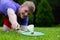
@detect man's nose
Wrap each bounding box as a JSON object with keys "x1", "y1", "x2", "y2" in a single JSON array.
[{"x1": 24, "y1": 13, "x2": 28, "y2": 16}]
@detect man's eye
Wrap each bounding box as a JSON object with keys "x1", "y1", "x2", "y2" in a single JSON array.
[
  {"x1": 25, "y1": 10, "x2": 28, "y2": 12},
  {"x1": 18, "y1": 13, "x2": 20, "y2": 16},
  {"x1": 22, "y1": 13, "x2": 24, "y2": 14},
  {"x1": 28, "y1": 13, "x2": 30, "y2": 16}
]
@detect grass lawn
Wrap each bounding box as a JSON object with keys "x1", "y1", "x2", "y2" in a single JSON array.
[{"x1": 0, "y1": 27, "x2": 60, "y2": 40}]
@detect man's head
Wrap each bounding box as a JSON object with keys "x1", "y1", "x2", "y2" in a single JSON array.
[{"x1": 18, "y1": 1, "x2": 35, "y2": 19}]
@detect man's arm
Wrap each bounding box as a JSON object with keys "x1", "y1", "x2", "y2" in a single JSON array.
[
  {"x1": 7, "y1": 8, "x2": 20, "y2": 29},
  {"x1": 22, "y1": 17, "x2": 28, "y2": 25},
  {"x1": 21, "y1": 17, "x2": 28, "y2": 30}
]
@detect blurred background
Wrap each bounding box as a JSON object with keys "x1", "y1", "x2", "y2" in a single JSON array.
[{"x1": 0, "y1": 0, "x2": 60, "y2": 27}]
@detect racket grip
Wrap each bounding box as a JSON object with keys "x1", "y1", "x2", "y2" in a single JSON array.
[{"x1": 16, "y1": 28, "x2": 22, "y2": 30}]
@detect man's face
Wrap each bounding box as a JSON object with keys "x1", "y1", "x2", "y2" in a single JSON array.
[{"x1": 18, "y1": 6, "x2": 30, "y2": 19}]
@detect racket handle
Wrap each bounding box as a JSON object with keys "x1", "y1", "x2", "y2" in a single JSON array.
[{"x1": 16, "y1": 28, "x2": 22, "y2": 30}]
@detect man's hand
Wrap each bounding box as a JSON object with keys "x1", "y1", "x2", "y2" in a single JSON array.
[{"x1": 12, "y1": 23, "x2": 20, "y2": 30}]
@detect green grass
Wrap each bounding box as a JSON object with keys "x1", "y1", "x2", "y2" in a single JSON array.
[{"x1": 0, "y1": 27, "x2": 60, "y2": 40}]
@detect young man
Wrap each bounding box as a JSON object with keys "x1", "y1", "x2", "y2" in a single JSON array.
[{"x1": 0, "y1": 0, "x2": 35, "y2": 33}]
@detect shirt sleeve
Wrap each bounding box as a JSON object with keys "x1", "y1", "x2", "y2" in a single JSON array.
[
  {"x1": 4, "y1": 2, "x2": 16, "y2": 16},
  {"x1": 21, "y1": 17, "x2": 28, "y2": 26},
  {"x1": 7, "y1": 3, "x2": 16, "y2": 12}
]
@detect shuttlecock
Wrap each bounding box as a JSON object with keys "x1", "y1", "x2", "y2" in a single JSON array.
[{"x1": 27, "y1": 24, "x2": 34, "y2": 33}]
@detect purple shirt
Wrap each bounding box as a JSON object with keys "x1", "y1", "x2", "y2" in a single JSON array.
[
  {"x1": 0, "y1": 0, "x2": 28, "y2": 25},
  {"x1": 0, "y1": 0, "x2": 19, "y2": 16}
]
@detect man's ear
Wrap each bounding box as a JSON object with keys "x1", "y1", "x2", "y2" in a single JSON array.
[{"x1": 20, "y1": 5, "x2": 25, "y2": 8}]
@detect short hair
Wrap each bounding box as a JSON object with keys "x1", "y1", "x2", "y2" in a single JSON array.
[{"x1": 23, "y1": 1, "x2": 35, "y2": 12}]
